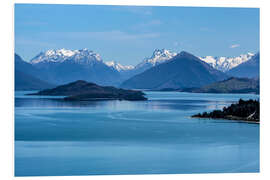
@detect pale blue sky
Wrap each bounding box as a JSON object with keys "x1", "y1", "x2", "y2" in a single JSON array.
[{"x1": 15, "y1": 4, "x2": 259, "y2": 65}]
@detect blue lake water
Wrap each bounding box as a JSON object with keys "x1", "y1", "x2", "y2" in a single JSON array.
[{"x1": 14, "y1": 91, "x2": 260, "y2": 176}]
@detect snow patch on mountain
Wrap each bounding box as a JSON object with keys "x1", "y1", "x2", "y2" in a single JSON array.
[
  {"x1": 105, "y1": 61, "x2": 134, "y2": 72},
  {"x1": 199, "y1": 53, "x2": 254, "y2": 72}
]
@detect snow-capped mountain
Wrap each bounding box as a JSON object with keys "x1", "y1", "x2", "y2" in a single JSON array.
[
  {"x1": 121, "y1": 51, "x2": 228, "y2": 90},
  {"x1": 135, "y1": 49, "x2": 177, "y2": 70},
  {"x1": 29, "y1": 48, "x2": 122, "y2": 86},
  {"x1": 105, "y1": 61, "x2": 134, "y2": 72},
  {"x1": 110, "y1": 49, "x2": 178, "y2": 80},
  {"x1": 27, "y1": 48, "x2": 256, "y2": 86},
  {"x1": 102, "y1": 49, "x2": 177, "y2": 80},
  {"x1": 31, "y1": 48, "x2": 253, "y2": 74},
  {"x1": 132, "y1": 49, "x2": 254, "y2": 73},
  {"x1": 30, "y1": 48, "x2": 102, "y2": 65},
  {"x1": 199, "y1": 53, "x2": 254, "y2": 72}
]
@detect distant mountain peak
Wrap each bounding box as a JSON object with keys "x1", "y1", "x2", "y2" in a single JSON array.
[
  {"x1": 152, "y1": 49, "x2": 174, "y2": 57},
  {"x1": 179, "y1": 51, "x2": 190, "y2": 55},
  {"x1": 151, "y1": 48, "x2": 176, "y2": 59},
  {"x1": 135, "y1": 49, "x2": 177, "y2": 69},
  {"x1": 178, "y1": 51, "x2": 197, "y2": 58},
  {"x1": 44, "y1": 48, "x2": 76, "y2": 57},
  {"x1": 30, "y1": 48, "x2": 102, "y2": 64},
  {"x1": 199, "y1": 52, "x2": 254, "y2": 72},
  {"x1": 105, "y1": 61, "x2": 134, "y2": 72}
]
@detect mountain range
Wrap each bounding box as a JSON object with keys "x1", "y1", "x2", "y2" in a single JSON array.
[
  {"x1": 15, "y1": 48, "x2": 259, "y2": 91},
  {"x1": 23, "y1": 48, "x2": 179, "y2": 86},
  {"x1": 105, "y1": 49, "x2": 254, "y2": 73},
  {"x1": 106, "y1": 49, "x2": 254, "y2": 74},
  {"x1": 199, "y1": 53, "x2": 254, "y2": 72}
]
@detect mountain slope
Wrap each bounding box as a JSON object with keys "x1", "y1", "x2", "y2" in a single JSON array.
[
  {"x1": 15, "y1": 54, "x2": 55, "y2": 90},
  {"x1": 120, "y1": 51, "x2": 228, "y2": 90},
  {"x1": 226, "y1": 53, "x2": 259, "y2": 78},
  {"x1": 183, "y1": 77, "x2": 259, "y2": 94},
  {"x1": 15, "y1": 53, "x2": 42, "y2": 76},
  {"x1": 15, "y1": 70, "x2": 55, "y2": 90}
]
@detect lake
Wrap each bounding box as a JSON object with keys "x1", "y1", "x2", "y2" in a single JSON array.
[{"x1": 14, "y1": 91, "x2": 260, "y2": 176}]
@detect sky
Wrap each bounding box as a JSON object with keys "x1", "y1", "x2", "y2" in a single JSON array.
[{"x1": 15, "y1": 4, "x2": 259, "y2": 66}]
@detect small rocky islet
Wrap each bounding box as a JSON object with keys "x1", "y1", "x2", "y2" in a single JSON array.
[
  {"x1": 28, "y1": 80, "x2": 147, "y2": 101},
  {"x1": 192, "y1": 99, "x2": 259, "y2": 123}
]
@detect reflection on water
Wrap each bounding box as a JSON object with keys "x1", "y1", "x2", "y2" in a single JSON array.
[
  {"x1": 15, "y1": 92, "x2": 258, "y2": 111},
  {"x1": 15, "y1": 91, "x2": 259, "y2": 176}
]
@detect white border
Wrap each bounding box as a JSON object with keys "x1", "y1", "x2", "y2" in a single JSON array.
[
  {"x1": 12, "y1": 0, "x2": 262, "y2": 8},
  {"x1": 1, "y1": 0, "x2": 270, "y2": 180}
]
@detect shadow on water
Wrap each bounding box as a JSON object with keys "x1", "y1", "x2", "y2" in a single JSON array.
[{"x1": 15, "y1": 97, "x2": 235, "y2": 113}]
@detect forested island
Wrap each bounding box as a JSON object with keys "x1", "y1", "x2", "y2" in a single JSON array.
[
  {"x1": 192, "y1": 99, "x2": 259, "y2": 122},
  {"x1": 28, "y1": 80, "x2": 147, "y2": 101}
]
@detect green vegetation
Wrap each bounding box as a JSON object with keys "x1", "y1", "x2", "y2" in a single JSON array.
[{"x1": 192, "y1": 99, "x2": 259, "y2": 122}]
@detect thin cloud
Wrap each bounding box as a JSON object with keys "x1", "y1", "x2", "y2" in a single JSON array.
[
  {"x1": 42, "y1": 31, "x2": 160, "y2": 41},
  {"x1": 15, "y1": 31, "x2": 161, "y2": 52},
  {"x1": 111, "y1": 6, "x2": 153, "y2": 16},
  {"x1": 15, "y1": 37, "x2": 54, "y2": 47},
  {"x1": 130, "y1": 20, "x2": 162, "y2": 31},
  {"x1": 230, "y1": 44, "x2": 240, "y2": 48},
  {"x1": 173, "y1": 41, "x2": 184, "y2": 47}
]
